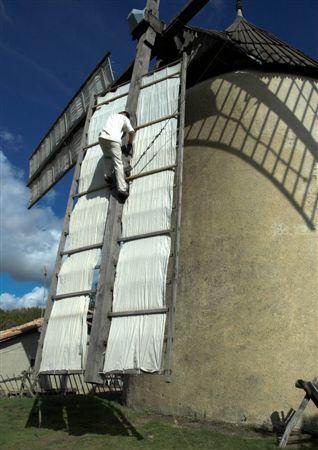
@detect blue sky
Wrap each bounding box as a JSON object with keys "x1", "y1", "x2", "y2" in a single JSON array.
[{"x1": 1, "y1": 0, "x2": 318, "y2": 309}]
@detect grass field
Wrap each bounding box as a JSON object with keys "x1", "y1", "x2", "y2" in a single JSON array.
[{"x1": 0, "y1": 395, "x2": 316, "y2": 450}]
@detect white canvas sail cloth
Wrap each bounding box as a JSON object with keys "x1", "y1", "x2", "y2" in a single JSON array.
[
  {"x1": 40, "y1": 63, "x2": 181, "y2": 374},
  {"x1": 39, "y1": 83, "x2": 130, "y2": 372},
  {"x1": 103, "y1": 63, "x2": 181, "y2": 373}
]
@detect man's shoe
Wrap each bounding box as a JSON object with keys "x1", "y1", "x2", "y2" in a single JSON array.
[
  {"x1": 124, "y1": 164, "x2": 132, "y2": 177},
  {"x1": 118, "y1": 189, "x2": 129, "y2": 199},
  {"x1": 104, "y1": 174, "x2": 113, "y2": 184}
]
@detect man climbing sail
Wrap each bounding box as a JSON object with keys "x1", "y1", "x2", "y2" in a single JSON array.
[{"x1": 99, "y1": 111, "x2": 135, "y2": 198}]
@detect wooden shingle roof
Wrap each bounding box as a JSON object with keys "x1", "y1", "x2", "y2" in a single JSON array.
[
  {"x1": 225, "y1": 14, "x2": 318, "y2": 70},
  {"x1": 183, "y1": 8, "x2": 318, "y2": 86}
]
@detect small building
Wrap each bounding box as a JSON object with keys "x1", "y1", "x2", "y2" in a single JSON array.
[{"x1": 0, "y1": 319, "x2": 43, "y2": 382}]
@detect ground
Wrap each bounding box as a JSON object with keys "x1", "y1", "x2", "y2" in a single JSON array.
[{"x1": 0, "y1": 395, "x2": 317, "y2": 449}]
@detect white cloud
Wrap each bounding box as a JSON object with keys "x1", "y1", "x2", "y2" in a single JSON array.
[
  {"x1": 44, "y1": 188, "x2": 57, "y2": 205},
  {"x1": 0, "y1": 129, "x2": 23, "y2": 151},
  {"x1": 0, "y1": 287, "x2": 48, "y2": 310},
  {"x1": 0, "y1": 149, "x2": 62, "y2": 282}
]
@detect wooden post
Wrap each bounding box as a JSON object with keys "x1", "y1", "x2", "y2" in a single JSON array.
[
  {"x1": 125, "y1": 0, "x2": 160, "y2": 126},
  {"x1": 279, "y1": 395, "x2": 310, "y2": 448},
  {"x1": 163, "y1": 52, "x2": 188, "y2": 381},
  {"x1": 85, "y1": 0, "x2": 160, "y2": 384},
  {"x1": 84, "y1": 192, "x2": 123, "y2": 383}
]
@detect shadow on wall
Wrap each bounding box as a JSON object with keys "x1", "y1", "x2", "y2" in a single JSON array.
[
  {"x1": 25, "y1": 394, "x2": 143, "y2": 439},
  {"x1": 185, "y1": 72, "x2": 318, "y2": 230}
]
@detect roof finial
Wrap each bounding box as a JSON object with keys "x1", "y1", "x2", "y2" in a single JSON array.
[{"x1": 236, "y1": 0, "x2": 243, "y2": 17}]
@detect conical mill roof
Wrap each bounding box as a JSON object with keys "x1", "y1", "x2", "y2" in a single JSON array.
[
  {"x1": 184, "y1": 2, "x2": 318, "y2": 84},
  {"x1": 225, "y1": 10, "x2": 318, "y2": 69}
]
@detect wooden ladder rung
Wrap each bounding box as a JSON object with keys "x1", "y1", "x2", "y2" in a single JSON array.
[
  {"x1": 61, "y1": 243, "x2": 103, "y2": 256},
  {"x1": 53, "y1": 289, "x2": 97, "y2": 301},
  {"x1": 108, "y1": 307, "x2": 168, "y2": 318},
  {"x1": 118, "y1": 229, "x2": 172, "y2": 243}
]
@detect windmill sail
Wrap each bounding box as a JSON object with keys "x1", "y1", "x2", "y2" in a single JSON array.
[
  {"x1": 102, "y1": 63, "x2": 181, "y2": 373},
  {"x1": 39, "y1": 61, "x2": 183, "y2": 375},
  {"x1": 28, "y1": 54, "x2": 114, "y2": 208}
]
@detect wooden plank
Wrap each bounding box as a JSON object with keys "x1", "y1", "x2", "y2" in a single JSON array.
[
  {"x1": 22, "y1": 372, "x2": 36, "y2": 397},
  {"x1": 84, "y1": 194, "x2": 124, "y2": 384},
  {"x1": 0, "y1": 374, "x2": 23, "y2": 383},
  {"x1": 126, "y1": 164, "x2": 176, "y2": 181},
  {"x1": 73, "y1": 184, "x2": 107, "y2": 199},
  {"x1": 141, "y1": 71, "x2": 181, "y2": 89},
  {"x1": 108, "y1": 307, "x2": 168, "y2": 318},
  {"x1": 53, "y1": 289, "x2": 96, "y2": 301},
  {"x1": 125, "y1": 0, "x2": 160, "y2": 127},
  {"x1": 99, "y1": 369, "x2": 141, "y2": 376},
  {"x1": 279, "y1": 394, "x2": 310, "y2": 448},
  {"x1": 77, "y1": 373, "x2": 86, "y2": 394},
  {"x1": 85, "y1": 0, "x2": 160, "y2": 384},
  {"x1": 39, "y1": 370, "x2": 84, "y2": 375},
  {"x1": 164, "y1": 0, "x2": 209, "y2": 38},
  {"x1": 60, "y1": 242, "x2": 103, "y2": 256},
  {"x1": 13, "y1": 374, "x2": 20, "y2": 394},
  {"x1": 163, "y1": 52, "x2": 188, "y2": 382},
  {"x1": 119, "y1": 229, "x2": 171, "y2": 243},
  {"x1": 5, "y1": 374, "x2": 15, "y2": 393},
  {"x1": 0, "y1": 374, "x2": 11, "y2": 394},
  {"x1": 93, "y1": 91, "x2": 129, "y2": 110},
  {"x1": 83, "y1": 141, "x2": 99, "y2": 150},
  {"x1": 33, "y1": 95, "x2": 96, "y2": 376},
  {"x1": 135, "y1": 112, "x2": 179, "y2": 131},
  {"x1": 72, "y1": 374, "x2": 81, "y2": 393}
]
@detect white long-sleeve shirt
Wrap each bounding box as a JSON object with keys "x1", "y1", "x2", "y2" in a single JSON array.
[{"x1": 99, "y1": 113, "x2": 134, "y2": 144}]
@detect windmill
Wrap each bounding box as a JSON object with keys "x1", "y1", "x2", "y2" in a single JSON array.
[{"x1": 29, "y1": 0, "x2": 318, "y2": 428}]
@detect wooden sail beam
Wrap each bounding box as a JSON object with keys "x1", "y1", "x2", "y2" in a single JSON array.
[
  {"x1": 164, "y1": 0, "x2": 210, "y2": 38},
  {"x1": 85, "y1": 0, "x2": 161, "y2": 385},
  {"x1": 163, "y1": 52, "x2": 188, "y2": 381}
]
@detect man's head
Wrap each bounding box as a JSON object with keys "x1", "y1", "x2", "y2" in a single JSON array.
[{"x1": 119, "y1": 111, "x2": 131, "y2": 119}]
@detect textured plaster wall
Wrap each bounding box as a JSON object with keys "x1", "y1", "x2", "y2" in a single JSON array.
[
  {"x1": 0, "y1": 332, "x2": 38, "y2": 378},
  {"x1": 126, "y1": 71, "x2": 318, "y2": 426}
]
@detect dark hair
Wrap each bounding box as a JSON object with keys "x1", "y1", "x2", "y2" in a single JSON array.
[{"x1": 119, "y1": 110, "x2": 131, "y2": 119}]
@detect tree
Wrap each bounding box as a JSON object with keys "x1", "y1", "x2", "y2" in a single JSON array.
[{"x1": 0, "y1": 308, "x2": 43, "y2": 331}]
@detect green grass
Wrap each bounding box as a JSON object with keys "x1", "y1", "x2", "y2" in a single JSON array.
[{"x1": 0, "y1": 395, "x2": 315, "y2": 450}]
